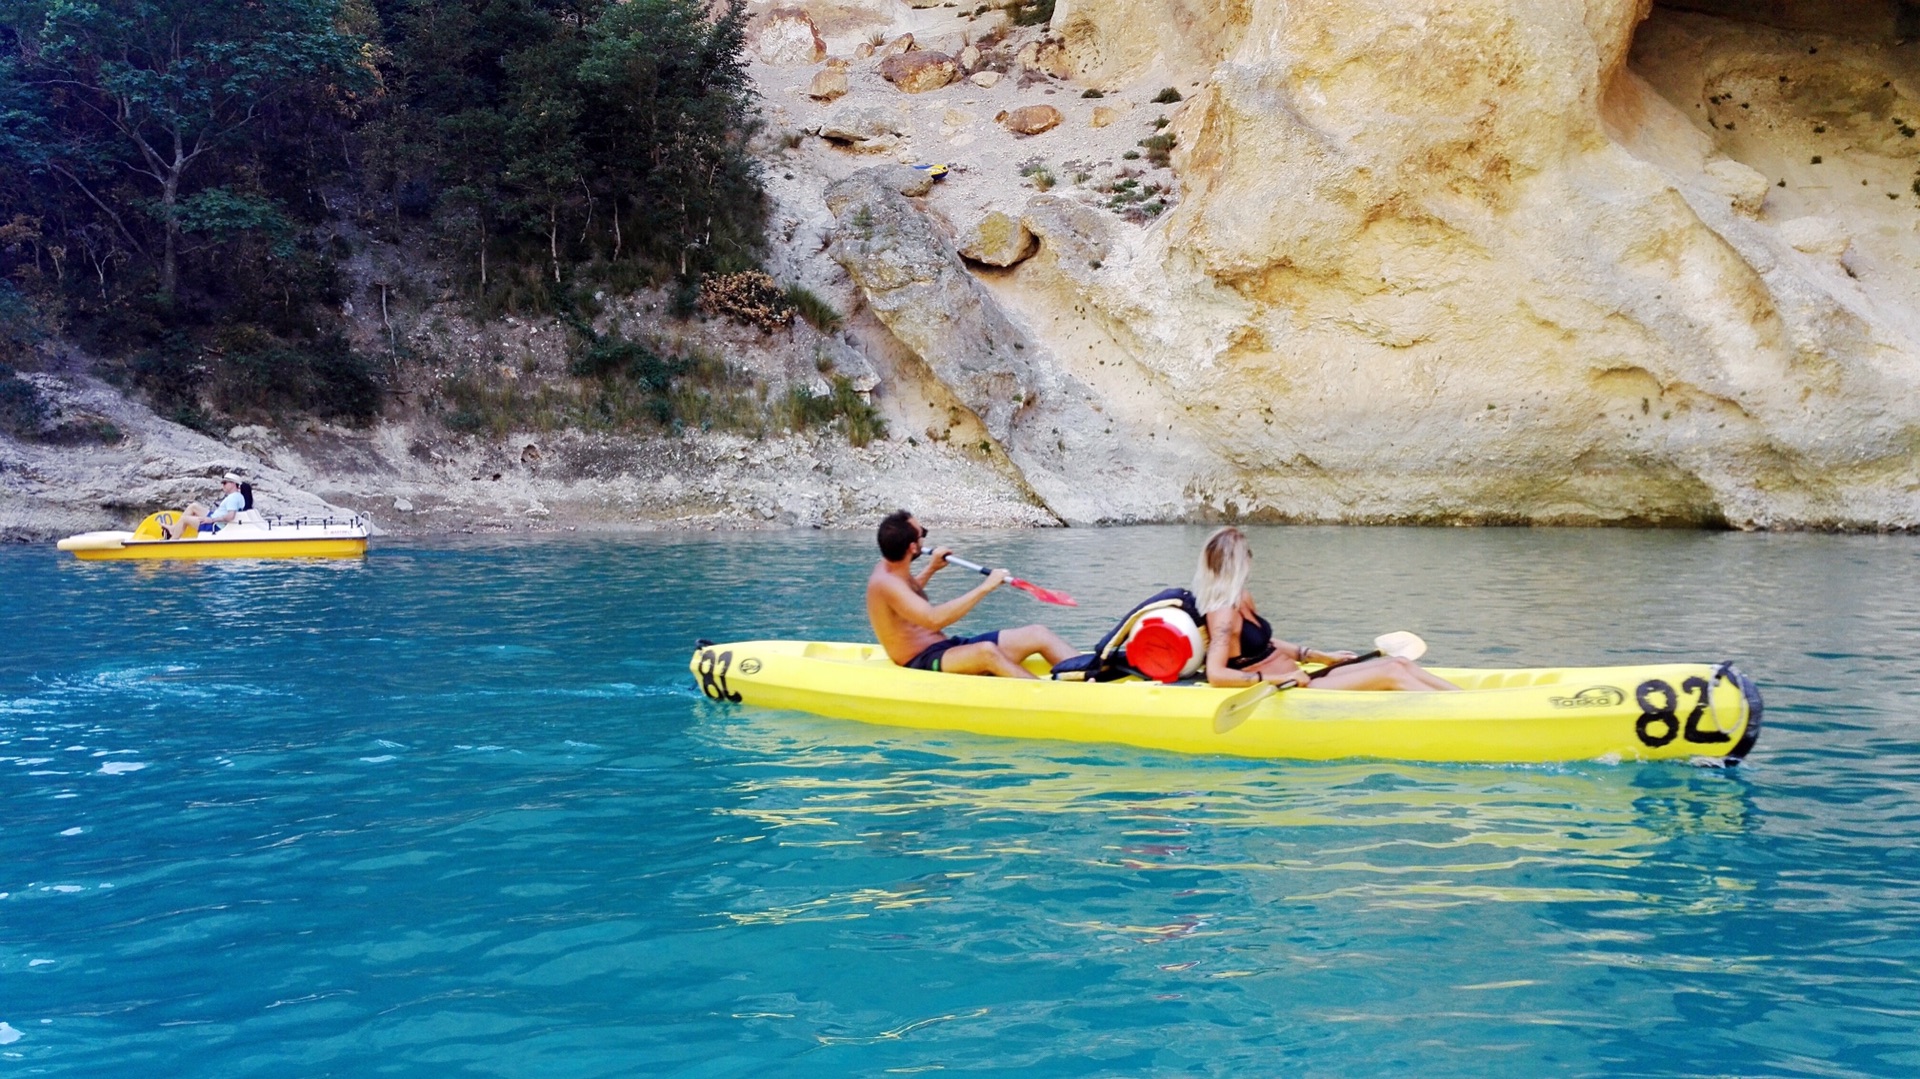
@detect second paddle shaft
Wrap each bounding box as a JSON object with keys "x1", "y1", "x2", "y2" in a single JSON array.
[{"x1": 1273, "y1": 647, "x2": 1380, "y2": 690}]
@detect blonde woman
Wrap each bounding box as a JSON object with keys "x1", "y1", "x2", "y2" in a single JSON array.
[{"x1": 1192, "y1": 527, "x2": 1458, "y2": 691}]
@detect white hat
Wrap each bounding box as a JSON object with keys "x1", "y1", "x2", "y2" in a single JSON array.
[{"x1": 222, "y1": 471, "x2": 243, "y2": 484}]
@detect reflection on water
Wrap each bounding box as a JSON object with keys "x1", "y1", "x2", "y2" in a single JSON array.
[
  {"x1": 4, "y1": 528, "x2": 1920, "y2": 1077},
  {"x1": 703, "y1": 704, "x2": 1753, "y2": 921}
]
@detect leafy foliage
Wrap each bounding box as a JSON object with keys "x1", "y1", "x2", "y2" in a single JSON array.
[
  {"x1": 0, "y1": 361, "x2": 47, "y2": 435},
  {"x1": 1139, "y1": 133, "x2": 1176, "y2": 168},
  {"x1": 368, "y1": 0, "x2": 766, "y2": 303},
  {"x1": 784, "y1": 284, "x2": 842, "y2": 333},
  {"x1": 121, "y1": 328, "x2": 384, "y2": 424},
  {"x1": 3, "y1": 0, "x2": 370, "y2": 303},
  {"x1": 0, "y1": 0, "x2": 771, "y2": 428},
  {"x1": 780, "y1": 376, "x2": 886, "y2": 447}
]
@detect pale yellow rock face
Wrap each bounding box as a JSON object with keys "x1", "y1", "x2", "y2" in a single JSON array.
[
  {"x1": 1016, "y1": 0, "x2": 1920, "y2": 527},
  {"x1": 1053, "y1": 0, "x2": 1251, "y2": 83},
  {"x1": 746, "y1": 0, "x2": 1920, "y2": 527}
]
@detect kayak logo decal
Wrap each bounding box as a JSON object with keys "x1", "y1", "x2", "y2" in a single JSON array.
[
  {"x1": 738, "y1": 658, "x2": 762, "y2": 675},
  {"x1": 1549, "y1": 686, "x2": 1625, "y2": 708}
]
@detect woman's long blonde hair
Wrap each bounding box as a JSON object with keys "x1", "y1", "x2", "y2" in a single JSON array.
[{"x1": 1191, "y1": 526, "x2": 1252, "y2": 615}]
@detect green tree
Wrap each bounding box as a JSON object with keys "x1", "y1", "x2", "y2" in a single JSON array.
[
  {"x1": 502, "y1": 32, "x2": 586, "y2": 285},
  {"x1": 4, "y1": 0, "x2": 370, "y2": 302},
  {"x1": 580, "y1": 0, "x2": 762, "y2": 277},
  {"x1": 366, "y1": 0, "x2": 765, "y2": 293}
]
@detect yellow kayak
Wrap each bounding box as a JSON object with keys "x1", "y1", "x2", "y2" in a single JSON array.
[
  {"x1": 688, "y1": 640, "x2": 1762, "y2": 765},
  {"x1": 57, "y1": 511, "x2": 369, "y2": 560}
]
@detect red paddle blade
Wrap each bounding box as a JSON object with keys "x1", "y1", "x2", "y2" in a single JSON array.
[{"x1": 1009, "y1": 576, "x2": 1077, "y2": 607}]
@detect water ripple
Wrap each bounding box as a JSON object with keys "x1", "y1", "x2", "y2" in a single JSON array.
[{"x1": 3, "y1": 529, "x2": 1919, "y2": 1076}]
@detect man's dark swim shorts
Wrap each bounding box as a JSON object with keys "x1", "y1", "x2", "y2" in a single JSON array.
[{"x1": 903, "y1": 631, "x2": 1002, "y2": 672}]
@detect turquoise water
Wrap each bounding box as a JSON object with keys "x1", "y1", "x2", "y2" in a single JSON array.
[{"x1": 4, "y1": 526, "x2": 1920, "y2": 1077}]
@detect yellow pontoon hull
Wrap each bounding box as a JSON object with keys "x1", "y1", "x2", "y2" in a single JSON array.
[
  {"x1": 689, "y1": 640, "x2": 1762, "y2": 765},
  {"x1": 59, "y1": 536, "x2": 368, "y2": 560},
  {"x1": 57, "y1": 511, "x2": 369, "y2": 560}
]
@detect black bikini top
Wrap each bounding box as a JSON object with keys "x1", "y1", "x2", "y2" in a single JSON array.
[{"x1": 1227, "y1": 610, "x2": 1276, "y2": 669}]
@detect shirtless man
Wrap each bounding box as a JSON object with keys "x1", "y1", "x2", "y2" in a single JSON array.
[{"x1": 865, "y1": 510, "x2": 1077, "y2": 678}]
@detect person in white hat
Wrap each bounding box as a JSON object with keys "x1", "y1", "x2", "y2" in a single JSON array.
[{"x1": 166, "y1": 472, "x2": 249, "y2": 539}]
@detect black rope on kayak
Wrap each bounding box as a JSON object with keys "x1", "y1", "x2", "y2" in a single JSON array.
[{"x1": 1715, "y1": 661, "x2": 1764, "y2": 765}]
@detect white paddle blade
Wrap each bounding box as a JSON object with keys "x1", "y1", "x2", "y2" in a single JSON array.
[{"x1": 1373, "y1": 631, "x2": 1427, "y2": 661}]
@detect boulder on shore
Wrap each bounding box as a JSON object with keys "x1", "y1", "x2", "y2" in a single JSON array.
[
  {"x1": 879, "y1": 51, "x2": 959, "y2": 94},
  {"x1": 959, "y1": 211, "x2": 1039, "y2": 267},
  {"x1": 756, "y1": 8, "x2": 825, "y2": 65},
  {"x1": 998, "y1": 105, "x2": 1062, "y2": 135},
  {"x1": 808, "y1": 61, "x2": 849, "y2": 101},
  {"x1": 817, "y1": 103, "x2": 904, "y2": 147}
]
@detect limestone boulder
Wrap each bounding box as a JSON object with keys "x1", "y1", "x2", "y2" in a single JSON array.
[
  {"x1": 968, "y1": 70, "x2": 1002, "y2": 89},
  {"x1": 1020, "y1": 195, "x2": 1112, "y2": 271},
  {"x1": 879, "y1": 51, "x2": 959, "y2": 94},
  {"x1": 756, "y1": 8, "x2": 825, "y2": 66},
  {"x1": 998, "y1": 105, "x2": 1062, "y2": 135},
  {"x1": 816, "y1": 103, "x2": 905, "y2": 147},
  {"x1": 879, "y1": 164, "x2": 937, "y2": 197},
  {"x1": 1702, "y1": 158, "x2": 1770, "y2": 216},
  {"x1": 1779, "y1": 216, "x2": 1850, "y2": 258},
  {"x1": 878, "y1": 33, "x2": 915, "y2": 58},
  {"x1": 808, "y1": 61, "x2": 849, "y2": 102},
  {"x1": 924, "y1": 33, "x2": 967, "y2": 56},
  {"x1": 1014, "y1": 38, "x2": 1075, "y2": 80},
  {"x1": 959, "y1": 211, "x2": 1039, "y2": 266}
]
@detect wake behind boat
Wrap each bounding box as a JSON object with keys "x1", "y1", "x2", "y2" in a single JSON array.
[
  {"x1": 689, "y1": 640, "x2": 1762, "y2": 766},
  {"x1": 57, "y1": 510, "x2": 369, "y2": 560}
]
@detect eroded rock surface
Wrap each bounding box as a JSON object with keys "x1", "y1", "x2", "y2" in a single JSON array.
[{"x1": 824, "y1": 168, "x2": 1188, "y2": 521}]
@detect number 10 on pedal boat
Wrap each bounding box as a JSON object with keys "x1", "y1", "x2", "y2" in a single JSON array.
[{"x1": 688, "y1": 640, "x2": 1762, "y2": 766}]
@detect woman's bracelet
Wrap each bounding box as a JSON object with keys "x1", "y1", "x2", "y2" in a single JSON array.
[{"x1": 1297, "y1": 643, "x2": 1310, "y2": 663}]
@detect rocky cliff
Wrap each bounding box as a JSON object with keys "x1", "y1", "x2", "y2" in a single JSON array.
[
  {"x1": 754, "y1": 0, "x2": 1920, "y2": 527},
  {"x1": 10, "y1": 0, "x2": 1920, "y2": 538}
]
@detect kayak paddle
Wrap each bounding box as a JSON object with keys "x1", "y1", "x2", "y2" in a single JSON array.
[
  {"x1": 1211, "y1": 630, "x2": 1428, "y2": 733},
  {"x1": 945, "y1": 556, "x2": 1079, "y2": 607}
]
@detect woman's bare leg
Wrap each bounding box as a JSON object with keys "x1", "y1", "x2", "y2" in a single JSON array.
[{"x1": 1307, "y1": 657, "x2": 1459, "y2": 692}]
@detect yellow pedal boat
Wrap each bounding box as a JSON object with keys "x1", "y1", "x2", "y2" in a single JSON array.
[
  {"x1": 688, "y1": 640, "x2": 1762, "y2": 765},
  {"x1": 57, "y1": 510, "x2": 369, "y2": 561}
]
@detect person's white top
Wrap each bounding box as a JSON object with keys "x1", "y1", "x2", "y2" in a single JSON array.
[{"x1": 211, "y1": 491, "x2": 246, "y2": 521}]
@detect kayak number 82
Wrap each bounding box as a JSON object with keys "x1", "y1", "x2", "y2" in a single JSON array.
[
  {"x1": 1633, "y1": 676, "x2": 1731, "y2": 747},
  {"x1": 697, "y1": 648, "x2": 743, "y2": 703}
]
